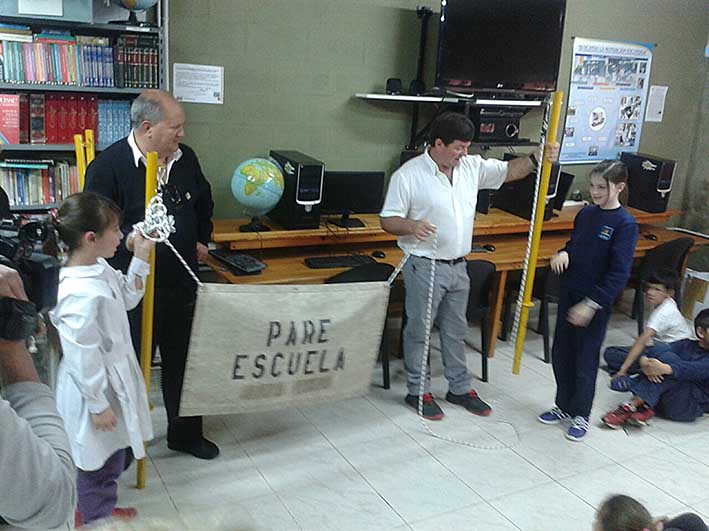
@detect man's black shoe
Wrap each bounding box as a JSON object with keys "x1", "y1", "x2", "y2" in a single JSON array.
[
  {"x1": 168, "y1": 437, "x2": 220, "y2": 460},
  {"x1": 446, "y1": 390, "x2": 492, "y2": 416},
  {"x1": 404, "y1": 393, "x2": 444, "y2": 420}
]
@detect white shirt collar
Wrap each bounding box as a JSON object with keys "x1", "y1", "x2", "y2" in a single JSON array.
[{"x1": 127, "y1": 130, "x2": 183, "y2": 183}]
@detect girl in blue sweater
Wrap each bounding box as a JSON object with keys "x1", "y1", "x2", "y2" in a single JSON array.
[{"x1": 538, "y1": 160, "x2": 639, "y2": 441}]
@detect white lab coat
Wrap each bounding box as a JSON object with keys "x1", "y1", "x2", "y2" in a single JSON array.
[{"x1": 50, "y1": 257, "x2": 154, "y2": 472}]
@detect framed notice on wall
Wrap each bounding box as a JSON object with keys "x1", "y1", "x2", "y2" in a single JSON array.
[{"x1": 559, "y1": 37, "x2": 654, "y2": 164}]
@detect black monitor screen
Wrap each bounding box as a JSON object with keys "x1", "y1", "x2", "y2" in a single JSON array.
[
  {"x1": 436, "y1": 0, "x2": 567, "y2": 93},
  {"x1": 553, "y1": 171, "x2": 575, "y2": 211},
  {"x1": 321, "y1": 171, "x2": 385, "y2": 228}
]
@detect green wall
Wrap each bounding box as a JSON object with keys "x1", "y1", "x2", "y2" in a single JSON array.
[{"x1": 169, "y1": 0, "x2": 708, "y2": 222}]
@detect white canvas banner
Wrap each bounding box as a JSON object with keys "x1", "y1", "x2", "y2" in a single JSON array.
[{"x1": 180, "y1": 282, "x2": 390, "y2": 416}]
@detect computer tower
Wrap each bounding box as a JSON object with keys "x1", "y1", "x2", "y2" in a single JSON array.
[
  {"x1": 620, "y1": 152, "x2": 676, "y2": 213},
  {"x1": 268, "y1": 150, "x2": 324, "y2": 230},
  {"x1": 476, "y1": 189, "x2": 493, "y2": 214}
]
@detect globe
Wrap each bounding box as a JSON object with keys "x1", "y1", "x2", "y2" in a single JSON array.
[
  {"x1": 231, "y1": 158, "x2": 284, "y2": 232},
  {"x1": 113, "y1": 0, "x2": 158, "y2": 11}
]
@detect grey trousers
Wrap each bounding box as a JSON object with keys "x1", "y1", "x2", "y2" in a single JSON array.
[{"x1": 402, "y1": 255, "x2": 472, "y2": 395}]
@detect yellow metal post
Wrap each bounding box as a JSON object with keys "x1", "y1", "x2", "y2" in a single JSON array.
[
  {"x1": 512, "y1": 91, "x2": 564, "y2": 374},
  {"x1": 74, "y1": 134, "x2": 87, "y2": 191},
  {"x1": 85, "y1": 129, "x2": 95, "y2": 166},
  {"x1": 136, "y1": 151, "x2": 158, "y2": 489}
]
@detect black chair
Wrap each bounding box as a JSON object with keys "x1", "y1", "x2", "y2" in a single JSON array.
[
  {"x1": 628, "y1": 237, "x2": 694, "y2": 335},
  {"x1": 325, "y1": 262, "x2": 396, "y2": 388},
  {"x1": 500, "y1": 268, "x2": 559, "y2": 364},
  {"x1": 465, "y1": 260, "x2": 497, "y2": 382}
]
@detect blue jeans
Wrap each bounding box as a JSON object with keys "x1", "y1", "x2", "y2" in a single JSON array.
[
  {"x1": 603, "y1": 342, "x2": 669, "y2": 374},
  {"x1": 402, "y1": 256, "x2": 472, "y2": 396}
]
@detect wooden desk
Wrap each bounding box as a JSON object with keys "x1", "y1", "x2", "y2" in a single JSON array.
[
  {"x1": 206, "y1": 224, "x2": 708, "y2": 358},
  {"x1": 212, "y1": 206, "x2": 679, "y2": 251}
]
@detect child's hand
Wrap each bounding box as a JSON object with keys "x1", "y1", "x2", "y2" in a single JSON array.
[
  {"x1": 567, "y1": 301, "x2": 595, "y2": 327},
  {"x1": 610, "y1": 371, "x2": 626, "y2": 381},
  {"x1": 132, "y1": 233, "x2": 156, "y2": 262},
  {"x1": 91, "y1": 407, "x2": 117, "y2": 431},
  {"x1": 550, "y1": 251, "x2": 569, "y2": 274}
]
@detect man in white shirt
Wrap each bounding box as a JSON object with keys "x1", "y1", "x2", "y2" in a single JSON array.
[{"x1": 380, "y1": 112, "x2": 559, "y2": 419}]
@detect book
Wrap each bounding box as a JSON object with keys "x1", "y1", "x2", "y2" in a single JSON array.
[
  {"x1": 0, "y1": 94, "x2": 20, "y2": 144},
  {"x1": 19, "y1": 93, "x2": 29, "y2": 143},
  {"x1": 29, "y1": 93, "x2": 46, "y2": 144}
]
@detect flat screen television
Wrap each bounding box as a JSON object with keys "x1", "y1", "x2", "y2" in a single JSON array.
[{"x1": 435, "y1": 0, "x2": 567, "y2": 93}]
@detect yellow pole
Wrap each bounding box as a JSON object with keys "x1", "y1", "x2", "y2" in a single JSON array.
[
  {"x1": 74, "y1": 134, "x2": 87, "y2": 191},
  {"x1": 137, "y1": 151, "x2": 158, "y2": 490},
  {"x1": 85, "y1": 129, "x2": 95, "y2": 166},
  {"x1": 512, "y1": 91, "x2": 564, "y2": 374}
]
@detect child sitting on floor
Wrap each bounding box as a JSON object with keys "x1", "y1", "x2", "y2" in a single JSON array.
[
  {"x1": 604, "y1": 269, "x2": 691, "y2": 392},
  {"x1": 602, "y1": 308, "x2": 709, "y2": 428},
  {"x1": 593, "y1": 494, "x2": 708, "y2": 531}
]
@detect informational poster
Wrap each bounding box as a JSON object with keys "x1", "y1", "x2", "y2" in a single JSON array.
[
  {"x1": 180, "y1": 282, "x2": 389, "y2": 416},
  {"x1": 560, "y1": 38, "x2": 654, "y2": 164},
  {"x1": 173, "y1": 63, "x2": 224, "y2": 105}
]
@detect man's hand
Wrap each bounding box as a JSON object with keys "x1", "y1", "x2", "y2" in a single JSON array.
[
  {"x1": 567, "y1": 301, "x2": 596, "y2": 327},
  {"x1": 411, "y1": 220, "x2": 437, "y2": 241},
  {"x1": 0, "y1": 264, "x2": 28, "y2": 301},
  {"x1": 550, "y1": 251, "x2": 569, "y2": 274},
  {"x1": 90, "y1": 407, "x2": 117, "y2": 431},
  {"x1": 196, "y1": 242, "x2": 209, "y2": 262},
  {"x1": 541, "y1": 141, "x2": 560, "y2": 164}
]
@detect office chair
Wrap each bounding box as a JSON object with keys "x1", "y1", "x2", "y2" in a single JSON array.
[
  {"x1": 465, "y1": 260, "x2": 497, "y2": 382},
  {"x1": 628, "y1": 237, "x2": 694, "y2": 335},
  {"x1": 325, "y1": 262, "x2": 396, "y2": 388}
]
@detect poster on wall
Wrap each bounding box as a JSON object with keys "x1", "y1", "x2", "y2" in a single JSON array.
[{"x1": 559, "y1": 37, "x2": 654, "y2": 164}]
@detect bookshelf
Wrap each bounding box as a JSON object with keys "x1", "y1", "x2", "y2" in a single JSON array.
[{"x1": 0, "y1": 1, "x2": 168, "y2": 212}]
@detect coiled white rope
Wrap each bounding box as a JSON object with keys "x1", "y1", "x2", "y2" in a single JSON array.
[
  {"x1": 387, "y1": 233, "x2": 519, "y2": 450},
  {"x1": 133, "y1": 191, "x2": 204, "y2": 288}
]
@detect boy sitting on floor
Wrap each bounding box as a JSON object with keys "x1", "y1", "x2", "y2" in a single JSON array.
[
  {"x1": 604, "y1": 269, "x2": 691, "y2": 392},
  {"x1": 602, "y1": 308, "x2": 709, "y2": 428}
]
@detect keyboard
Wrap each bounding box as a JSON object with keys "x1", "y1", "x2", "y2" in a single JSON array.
[
  {"x1": 304, "y1": 254, "x2": 376, "y2": 269},
  {"x1": 209, "y1": 250, "x2": 267, "y2": 275}
]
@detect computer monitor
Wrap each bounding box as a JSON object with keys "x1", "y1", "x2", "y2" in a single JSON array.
[
  {"x1": 321, "y1": 171, "x2": 385, "y2": 228},
  {"x1": 496, "y1": 156, "x2": 562, "y2": 221},
  {"x1": 553, "y1": 170, "x2": 575, "y2": 212}
]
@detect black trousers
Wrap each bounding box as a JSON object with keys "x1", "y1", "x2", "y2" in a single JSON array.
[
  {"x1": 664, "y1": 513, "x2": 708, "y2": 531},
  {"x1": 551, "y1": 292, "x2": 611, "y2": 418},
  {"x1": 129, "y1": 285, "x2": 203, "y2": 444}
]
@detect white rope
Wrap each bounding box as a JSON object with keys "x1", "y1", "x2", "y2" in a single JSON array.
[
  {"x1": 388, "y1": 233, "x2": 520, "y2": 450},
  {"x1": 133, "y1": 191, "x2": 204, "y2": 289}
]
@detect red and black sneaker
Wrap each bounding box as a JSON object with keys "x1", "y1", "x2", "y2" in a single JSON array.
[
  {"x1": 445, "y1": 390, "x2": 492, "y2": 416},
  {"x1": 629, "y1": 404, "x2": 655, "y2": 426},
  {"x1": 405, "y1": 393, "x2": 445, "y2": 420},
  {"x1": 602, "y1": 404, "x2": 635, "y2": 429}
]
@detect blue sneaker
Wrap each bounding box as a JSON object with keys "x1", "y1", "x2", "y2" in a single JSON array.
[
  {"x1": 538, "y1": 406, "x2": 571, "y2": 424},
  {"x1": 610, "y1": 375, "x2": 634, "y2": 393},
  {"x1": 566, "y1": 416, "x2": 589, "y2": 441}
]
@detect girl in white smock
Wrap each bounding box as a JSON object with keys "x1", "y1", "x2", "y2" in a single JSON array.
[{"x1": 50, "y1": 192, "x2": 155, "y2": 527}]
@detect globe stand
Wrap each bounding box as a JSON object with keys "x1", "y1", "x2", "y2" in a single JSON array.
[{"x1": 239, "y1": 216, "x2": 271, "y2": 233}]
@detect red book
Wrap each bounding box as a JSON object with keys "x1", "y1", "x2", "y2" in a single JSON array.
[
  {"x1": 67, "y1": 93, "x2": 78, "y2": 138},
  {"x1": 87, "y1": 94, "x2": 98, "y2": 141},
  {"x1": 19, "y1": 93, "x2": 29, "y2": 143},
  {"x1": 41, "y1": 168, "x2": 50, "y2": 204},
  {"x1": 77, "y1": 93, "x2": 88, "y2": 133},
  {"x1": 45, "y1": 93, "x2": 58, "y2": 144},
  {"x1": 57, "y1": 93, "x2": 68, "y2": 143},
  {"x1": 29, "y1": 93, "x2": 46, "y2": 144},
  {"x1": 0, "y1": 94, "x2": 20, "y2": 144}
]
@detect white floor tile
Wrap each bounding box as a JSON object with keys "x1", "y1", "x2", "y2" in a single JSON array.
[{"x1": 410, "y1": 502, "x2": 520, "y2": 531}]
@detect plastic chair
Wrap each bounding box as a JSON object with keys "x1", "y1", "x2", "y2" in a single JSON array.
[
  {"x1": 326, "y1": 262, "x2": 396, "y2": 388},
  {"x1": 629, "y1": 237, "x2": 694, "y2": 335},
  {"x1": 465, "y1": 260, "x2": 497, "y2": 382}
]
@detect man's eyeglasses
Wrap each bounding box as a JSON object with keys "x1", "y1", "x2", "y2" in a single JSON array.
[{"x1": 161, "y1": 183, "x2": 183, "y2": 208}]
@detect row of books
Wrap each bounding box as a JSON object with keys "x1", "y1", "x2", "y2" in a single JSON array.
[
  {"x1": 0, "y1": 92, "x2": 130, "y2": 145},
  {"x1": 0, "y1": 24, "x2": 160, "y2": 89},
  {"x1": 1, "y1": 160, "x2": 80, "y2": 208}
]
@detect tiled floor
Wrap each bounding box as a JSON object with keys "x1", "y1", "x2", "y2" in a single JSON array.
[{"x1": 111, "y1": 305, "x2": 708, "y2": 531}]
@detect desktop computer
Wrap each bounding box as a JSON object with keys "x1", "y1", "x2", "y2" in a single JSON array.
[
  {"x1": 269, "y1": 150, "x2": 324, "y2": 230},
  {"x1": 620, "y1": 152, "x2": 676, "y2": 213},
  {"x1": 320, "y1": 171, "x2": 385, "y2": 228}
]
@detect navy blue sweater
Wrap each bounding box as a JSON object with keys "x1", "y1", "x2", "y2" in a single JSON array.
[
  {"x1": 84, "y1": 138, "x2": 214, "y2": 289},
  {"x1": 561, "y1": 205, "x2": 639, "y2": 308}
]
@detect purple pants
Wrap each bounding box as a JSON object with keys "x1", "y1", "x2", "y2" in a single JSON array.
[{"x1": 77, "y1": 448, "x2": 133, "y2": 524}]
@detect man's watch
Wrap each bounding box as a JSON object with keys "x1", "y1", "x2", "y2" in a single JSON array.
[{"x1": 0, "y1": 298, "x2": 37, "y2": 341}]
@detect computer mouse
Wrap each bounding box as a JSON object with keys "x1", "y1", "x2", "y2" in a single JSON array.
[
  {"x1": 483, "y1": 244, "x2": 496, "y2": 252},
  {"x1": 372, "y1": 250, "x2": 386, "y2": 259},
  {"x1": 644, "y1": 233, "x2": 658, "y2": 241}
]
